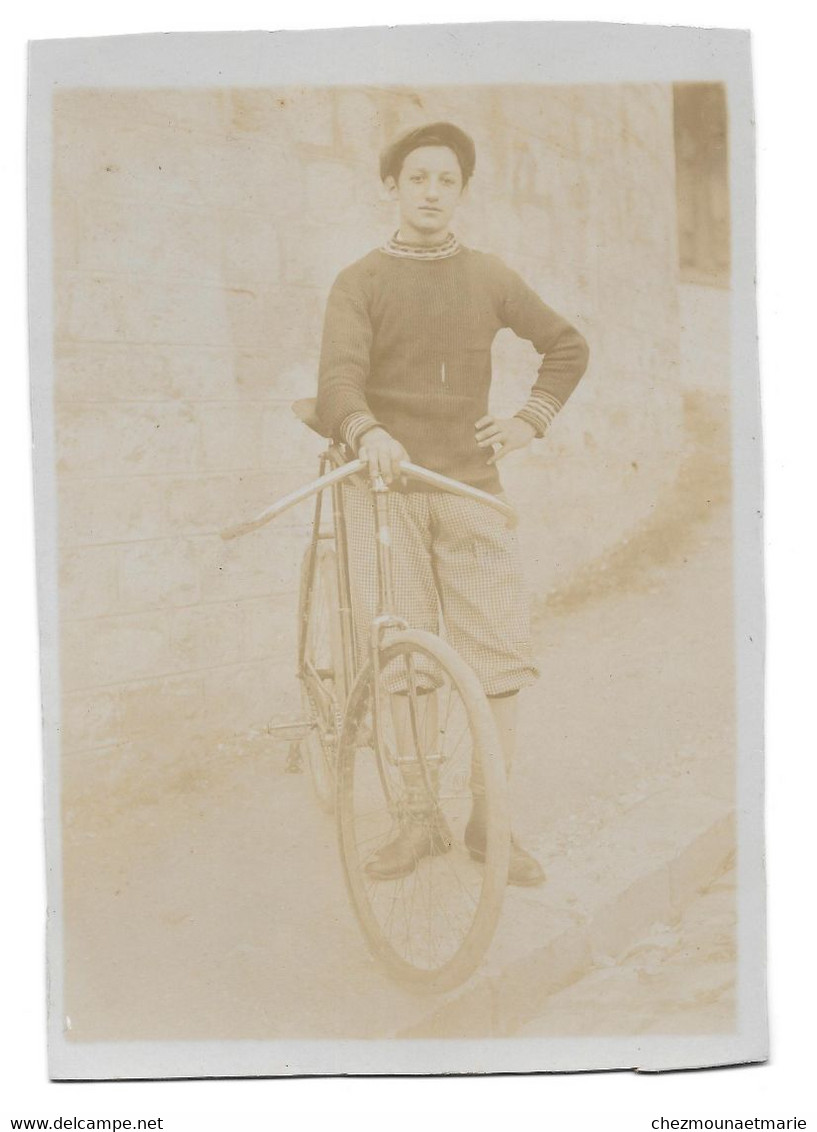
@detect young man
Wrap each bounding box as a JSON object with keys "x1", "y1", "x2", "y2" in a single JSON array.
[{"x1": 316, "y1": 122, "x2": 589, "y2": 886}]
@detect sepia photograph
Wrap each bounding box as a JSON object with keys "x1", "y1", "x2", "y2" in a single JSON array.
[{"x1": 28, "y1": 23, "x2": 765, "y2": 1077}]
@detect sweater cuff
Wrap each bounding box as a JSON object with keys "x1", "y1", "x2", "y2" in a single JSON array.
[
  {"x1": 339, "y1": 411, "x2": 382, "y2": 453},
  {"x1": 514, "y1": 391, "x2": 563, "y2": 439}
]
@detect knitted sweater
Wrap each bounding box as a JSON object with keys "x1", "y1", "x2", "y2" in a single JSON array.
[{"x1": 316, "y1": 238, "x2": 589, "y2": 493}]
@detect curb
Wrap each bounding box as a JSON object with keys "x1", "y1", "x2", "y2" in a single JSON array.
[{"x1": 396, "y1": 783, "x2": 735, "y2": 1037}]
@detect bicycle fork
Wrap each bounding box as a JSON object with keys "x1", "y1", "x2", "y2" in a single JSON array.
[{"x1": 368, "y1": 476, "x2": 440, "y2": 815}]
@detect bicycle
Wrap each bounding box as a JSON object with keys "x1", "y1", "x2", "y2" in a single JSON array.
[{"x1": 222, "y1": 398, "x2": 515, "y2": 992}]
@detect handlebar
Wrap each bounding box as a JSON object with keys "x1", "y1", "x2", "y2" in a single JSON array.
[{"x1": 220, "y1": 459, "x2": 517, "y2": 540}]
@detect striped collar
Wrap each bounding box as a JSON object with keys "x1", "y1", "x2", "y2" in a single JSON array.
[{"x1": 380, "y1": 231, "x2": 461, "y2": 260}]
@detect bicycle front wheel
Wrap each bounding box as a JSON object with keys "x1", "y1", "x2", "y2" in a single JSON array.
[{"x1": 336, "y1": 629, "x2": 509, "y2": 992}]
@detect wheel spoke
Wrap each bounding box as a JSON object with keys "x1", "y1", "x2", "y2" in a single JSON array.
[{"x1": 337, "y1": 634, "x2": 508, "y2": 989}]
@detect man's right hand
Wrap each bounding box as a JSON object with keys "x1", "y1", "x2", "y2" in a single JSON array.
[{"x1": 358, "y1": 427, "x2": 408, "y2": 485}]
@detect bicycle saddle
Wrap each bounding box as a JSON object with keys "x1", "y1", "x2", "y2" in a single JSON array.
[{"x1": 292, "y1": 397, "x2": 332, "y2": 438}]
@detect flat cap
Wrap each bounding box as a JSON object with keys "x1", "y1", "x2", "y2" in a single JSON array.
[{"x1": 379, "y1": 121, "x2": 476, "y2": 184}]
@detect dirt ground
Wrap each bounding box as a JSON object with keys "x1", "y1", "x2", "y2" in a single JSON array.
[{"x1": 515, "y1": 868, "x2": 736, "y2": 1037}]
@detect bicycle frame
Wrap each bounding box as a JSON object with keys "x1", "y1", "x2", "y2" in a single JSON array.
[
  {"x1": 222, "y1": 451, "x2": 517, "y2": 744},
  {"x1": 296, "y1": 453, "x2": 418, "y2": 781}
]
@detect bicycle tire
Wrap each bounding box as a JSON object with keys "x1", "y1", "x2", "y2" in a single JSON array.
[
  {"x1": 336, "y1": 629, "x2": 509, "y2": 992},
  {"x1": 297, "y1": 541, "x2": 345, "y2": 811}
]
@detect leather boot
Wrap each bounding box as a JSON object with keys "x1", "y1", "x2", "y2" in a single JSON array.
[
  {"x1": 465, "y1": 798, "x2": 546, "y2": 887},
  {"x1": 365, "y1": 812, "x2": 452, "y2": 881}
]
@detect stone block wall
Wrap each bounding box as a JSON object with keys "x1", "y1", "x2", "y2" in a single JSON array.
[{"x1": 53, "y1": 84, "x2": 683, "y2": 792}]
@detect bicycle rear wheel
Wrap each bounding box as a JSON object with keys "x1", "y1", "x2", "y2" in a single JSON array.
[
  {"x1": 298, "y1": 541, "x2": 344, "y2": 811},
  {"x1": 336, "y1": 629, "x2": 509, "y2": 992}
]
